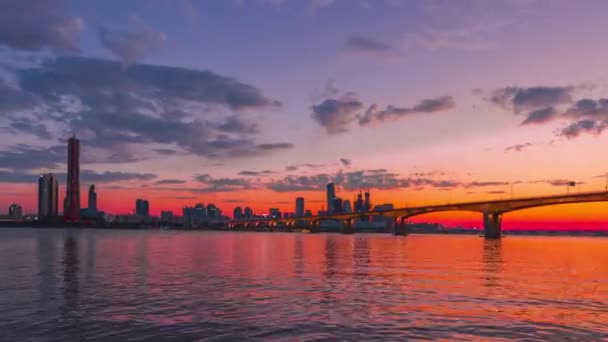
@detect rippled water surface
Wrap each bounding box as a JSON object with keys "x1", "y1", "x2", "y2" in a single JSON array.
[{"x1": 1, "y1": 228, "x2": 607, "y2": 341}]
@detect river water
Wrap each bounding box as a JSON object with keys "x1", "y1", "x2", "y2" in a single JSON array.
[{"x1": 0, "y1": 228, "x2": 607, "y2": 341}]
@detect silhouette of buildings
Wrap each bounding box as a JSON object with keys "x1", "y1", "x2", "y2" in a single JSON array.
[
  {"x1": 64, "y1": 135, "x2": 80, "y2": 222},
  {"x1": 326, "y1": 183, "x2": 335, "y2": 214},
  {"x1": 233, "y1": 206, "x2": 243, "y2": 219},
  {"x1": 295, "y1": 197, "x2": 304, "y2": 217},
  {"x1": 88, "y1": 185, "x2": 97, "y2": 212},
  {"x1": 343, "y1": 200, "x2": 352, "y2": 213},
  {"x1": 38, "y1": 173, "x2": 58, "y2": 218},
  {"x1": 207, "y1": 204, "x2": 220, "y2": 218},
  {"x1": 160, "y1": 211, "x2": 173, "y2": 223},
  {"x1": 269, "y1": 208, "x2": 281, "y2": 219},
  {"x1": 8, "y1": 204, "x2": 23, "y2": 219},
  {"x1": 135, "y1": 199, "x2": 150, "y2": 216},
  {"x1": 244, "y1": 207, "x2": 253, "y2": 219}
]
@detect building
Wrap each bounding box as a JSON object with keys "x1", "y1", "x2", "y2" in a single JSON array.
[
  {"x1": 38, "y1": 173, "x2": 58, "y2": 218},
  {"x1": 64, "y1": 134, "x2": 80, "y2": 222},
  {"x1": 88, "y1": 184, "x2": 97, "y2": 212},
  {"x1": 343, "y1": 200, "x2": 352, "y2": 213},
  {"x1": 326, "y1": 183, "x2": 336, "y2": 214},
  {"x1": 304, "y1": 210, "x2": 312, "y2": 217},
  {"x1": 160, "y1": 211, "x2": 173, "y2": 223},
  {"x1": 269, "y1": 208, "x2": 281, "y2": 219},
  {"x1": 355, "y1": 192, "x2": 363, "y2": 212},
  {"x1": 135, "y1": 199, "x2": 149, "y2": 216},
  {"x1": 8, "y1": 204, "x2": 23, "y2": 219},
  {"x1": 244, "y1": 207, "x2": 253, "y2": 219},
  {"x1": 233, "y1": 207, "x2": 243, "y2": 219},
  {"x1": 364, "y1": 190, "x2": 371, "y2": 211},
  {"x1": 332, "y1": 197, "x2": 343, "y2": 213},
  {"x1": 295, "y1": 197, "x2": 304, "y2": 217},
  {"x1": 207, "y1": 204, "x2": 220, "y2": 218}
]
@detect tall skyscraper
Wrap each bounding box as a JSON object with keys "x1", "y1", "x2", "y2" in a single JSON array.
[
  {"x1": 244, "y1": 207, "x2": 253, "y2": 218},
  {"x1": 64, "y1": 135, "x2": 80, "y2": 222},
  {"x1": 135, "y1": 199, "x2": 149, "y2": 216},
  {"x1": 343, "y1": 200, "x2": 352, "y2": 213},
  {"x1": 38, "y1": 173, "x2": 58, "y2": 218},
  {"x1": 364, "y1": 190, "x2": 370, "y2": 211},
  {"x1": 88, "y1": 184, "x2": 97, "y2": 212},
  {"x1": 326, "y1": 183, "x2": 336, "y2": 214},
  {"x1": 295, "y1": 197, "x2": 304, "y2": 217}
]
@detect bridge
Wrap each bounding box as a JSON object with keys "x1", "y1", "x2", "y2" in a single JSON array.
[{"x1": 228, "y1": 191, "x2": 608, "y2": 238}]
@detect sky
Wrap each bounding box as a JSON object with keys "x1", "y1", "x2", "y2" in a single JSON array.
[{"x1": 2, "y1": 0, "x2": 608, "y2": 229}]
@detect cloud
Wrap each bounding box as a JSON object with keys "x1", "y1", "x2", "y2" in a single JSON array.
[
  {"x1": 358, "y1": 96, "x2": 455, "y2": 126},
  {"x1": 285, "y1": 165, "x2": 298, "y2": 171},
  {"x1": 505, "y1": 142, "x2": 534, "y2": 152},
  {"x1": 256, "y1": 143, "x2": 294, "y2": 150},
  {"x1": 339, "y1": 158, "x2": 351, "y2": 168},
  {"x1": 311, "y1": 93, "x2": 364, "y2": 134},
  {"x1": 154, "y1": 179, "x2": 187, "y2": 185},
  {"x1": 0, "y1": 0, "x2": 84, "y2": 53},
  {"x1": 0, "y1": 56, "x2": 289, "y2": 162},
  {"x1": 194, "y1": 174, "x2": 254, "y2": 192},
  {"x1": 267, "y1": 173, "x2": 332, "y2": 192},
  {"x1": 0, "y1": 144, "x2": 64, "y2": 170},
  {"x1": 344, "y1": 36, "x2": 400, "y2": 58},
  {"x1": 564, "y1": 98, "x2": 608, "y2": 119},
  {"x1": 490, "y1": 86, "x2": 574, "y2": 112},
  {"x1": 238, "y1": 170, "x2": 278, "y2": 176},
  {"x1": 0, "y1": 169, "x2": 156, "y2": 184},
  {"x1": 521, "y1": 107, "x2": 557, "y2": 125},
  {"x1": 80, "y1": 170, "x2": 157, "y2": 183},
  {"x1": 560, "y1": 120, "x2": 607, "y2": 139},
  {"x1": 99, "y1": 15, "x2": 166, "y2": 64}
]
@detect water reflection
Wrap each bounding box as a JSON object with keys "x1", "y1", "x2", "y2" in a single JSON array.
[{"x1": 0, "y1": 229, "x2": 607, "y2": 341}]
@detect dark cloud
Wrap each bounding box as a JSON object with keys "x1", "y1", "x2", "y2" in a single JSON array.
[
  {"x1": 487, "y1": 190, "x2": 507, "y2": 194},
  {"x1": 154, "y1": 148, "x2": 178, "y2": 155},
  {"x1": 464, "y1": 181, "x2": 510, "y2": 188},
  {"x1": 311, "y1": 93, "x2": 364, "y2": 134},
  {"x1": 521, "y1": 107, "x2": 557, "y2": 125},
  {"x1": 238, "y1": 170, "x2": 278, "y2": 176},
  {"x1": 256, "y1": 143, "x2": 294, "y2": 150},
  {"x1": 99, "y1": 15, "x2": 166, "y2": 64},
  {"x1": 285, "y1": 165, "x2": 298, "y2": 171},
  {"x1": 505, "y1": 142, "x2": 534, "y2": 152},
  {"x1": 80, "y1": 170, "x2": 157, "y2": 183},
  {"x1": 154, "y1": 179, "x2": 187, "y2": 185},
  {"x1": 358, "y1": 96, "x2": 455, "y2": 126},
  {"x1": 564, "y1": 98, "x2": 608, "y2": 118},
  {"x1": 490, "y1": 86, "x2": 574, "y2": 112},
  {"x1": 560, "y1": 120, "x2": 607, "y2": 139},
  {"x1": 339, "y1": 158, "x2": 351, "y2": 168},
  {"x1": 0, "y1": 0, "x2": 83, "y2": 53},
  {"x1": 0, "y1": 56, "x2": 288, "y2": 161},
  {"x1": 194, "y1": 174, "x2": 254, "y2": 192},
  {"x1": 0, "y1": 144, "x2": 63, "y2": 170},
  {"x1": 344, "y1": 36, "x2": 397, "y2": 56},
  {"x1": 0, "y1": 170, "x2": 40, "y2": 183},
  {"x1": 267, "y1": 173, "x2": 332, "y2": 192}
]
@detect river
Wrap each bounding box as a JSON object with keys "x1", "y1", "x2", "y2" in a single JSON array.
[{"x1": 0, "y1": 228, "x2": 607, "y2": 341}]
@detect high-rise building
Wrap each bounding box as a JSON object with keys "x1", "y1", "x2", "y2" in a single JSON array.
[
  {"x1": 364, "y1": 190, "x2": 371, "y2": 212},
  {"x1": 38, "y1": 173, "x2": 58, "y2": 218},
  {"x1": 207, "y1": 204, "x2": 220, "y2": 218},
  {"x1": 135, "y1": 199, "x2": 149, "y2": 216},
  {"x1": 244, "y1": 207, "x2": 253, "y2": 219},
  {"x1": 332, "y1": 197, "x2": 343, "y2": 213},
  {"x1": 355, "y1": 192, "x2": 363, "y2": 212},
  {"x1": 304, "y1": 210, "x2": 312, "y2": 217},
  {"x1": 343, "y1": 200, "x2": 352, "y2": 213},
  {"x1": 295, "y1": 197, "x2": 304, "y2": 217},
  {"x1": 88, "y1": 184, "x2": 97, "y2": 212},
  {"x1": 233, "y1": 207, "x2": 243, "y2": 219},
  {"x1": 8, "y1": 204, "x2": 23, "y2": 219},
  {"x1": 269, "y1": 208, "x2": 281, "y2": 219},
  {"x1": 64, "y1": 135, "x2": 80, "y2": 222},
  {"x1": 326, "y1": 183, "x2": 336, "y2": 214}
]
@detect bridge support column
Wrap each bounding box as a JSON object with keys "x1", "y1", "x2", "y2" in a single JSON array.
[
  {"x1": 341, "y1": 219, "x2": 355, "y2": 234},
  {"x1": 483, "y1": 212, "x2": 503, "y2": 239},
  {"x1": 310, "y1": 220, "x2": 320, "y2": 233},
  {"x1": 394, "y1": 217, "x2": 408, "y2": 236}
]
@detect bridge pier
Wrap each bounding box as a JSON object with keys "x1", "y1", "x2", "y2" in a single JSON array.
[
  {"x1": 394, "y1": 217, "x2": 408, "y2": 236},
  {"x1": 341, "y1": 219, "x2": 355, "y2": 234},
  {"x1": 310, "y1": 220, "x2": 320, "y2": 233},
  {"x1": 483, "y1": 211, "x2": 503, "y2": 239}
]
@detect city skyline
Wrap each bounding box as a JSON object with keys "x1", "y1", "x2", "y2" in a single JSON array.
[{"x1": 3, "y1": 1, "x2": 608, "y2": 230}]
